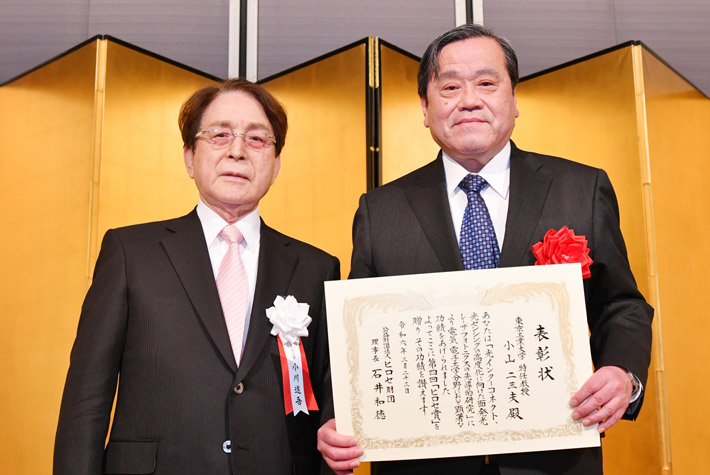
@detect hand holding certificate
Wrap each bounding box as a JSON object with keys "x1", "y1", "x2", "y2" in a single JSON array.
[{"x1": 324, "y1": 264, "x2": 599, "y2": 463}]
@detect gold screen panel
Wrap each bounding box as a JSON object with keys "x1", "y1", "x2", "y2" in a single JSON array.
[
  {"x1": 0, "y1": 37, "x2": 221, "y2": 474},
  {"x1": 0, "y1": 42, "x2": 98, "y2": 475},
  {"x1": 260, "y1": 44, "x2": 368, "y2": 278},
  {"x1": 513, "y1": 46, "x2": 660, "y2": 475},
  {"x1": 98, "y1": 40, "x2": 219, "y2": 258},
  {"x1": 642, "y1": 47, "x2": 710, "y2": 475},
  {"x1": 514, "y1": 47, "x2": 649, "y2": 295},
  {"x1": 380, "y1": 44, "x2": 440, "y2": 184}
]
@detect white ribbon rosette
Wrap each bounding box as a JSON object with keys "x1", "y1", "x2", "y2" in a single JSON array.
[
  {"x1": 266, "y1": 295, "x2": 318, "y2": 415},
  {"x1": 267, "y1": 295, "x2": 311, "y2": 344}
]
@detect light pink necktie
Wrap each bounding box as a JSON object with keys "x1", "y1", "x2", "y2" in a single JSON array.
[{"x1": 217, "y1": 225, "x2": 248, "y2": 365}]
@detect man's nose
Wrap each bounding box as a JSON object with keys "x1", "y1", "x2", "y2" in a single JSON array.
[
  {"x1": 228, "y1": 134, "x2": 247, "y2": 158},
  {"x1": 459, "y1": 85, "x2": 482, "y2": 109}
]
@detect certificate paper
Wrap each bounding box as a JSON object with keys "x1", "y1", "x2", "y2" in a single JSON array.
[{"x1": 325, "y1": 264, "x2": 599, "y2": 462}]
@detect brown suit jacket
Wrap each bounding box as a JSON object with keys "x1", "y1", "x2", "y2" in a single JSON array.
[
  {"x1": 350, "y1": 143, "x2": 653, "y2": 475},
  {"x1": 55, "y1": 209, "x2": 340, "y2": 474}
]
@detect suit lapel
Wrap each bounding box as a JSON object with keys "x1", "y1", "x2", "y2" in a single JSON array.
[
  {"x1": 499, "y1": 144, "x2": 552, "y2": 268},
  {"x1": 405, "y1": 153, "x2": 464, "y2": 272},
  {"x1": 161, "y1": 210, "x2": 237, "y2": 373},
  {"x1": 237, "y1": 221, "x2": 297, "y2": 380}
]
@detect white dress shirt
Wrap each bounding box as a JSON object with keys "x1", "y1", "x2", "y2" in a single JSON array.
[
  {"x1": 443, "y1": 141, "x2": 511, "y2": 250},
  {"x1": 196, "y1": 200, "x2": 261, "y2": 353}
]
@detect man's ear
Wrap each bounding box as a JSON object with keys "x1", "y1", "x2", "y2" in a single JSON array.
[
  {"x1": 420, "y1": 96, "x2": 430, "y2": 128},
  {"x1": 184, "y1": 147, "x2": 195, "y2": 178},
  {"x1": 271, "y1": 155, "x2": 281, "y2": 184}
]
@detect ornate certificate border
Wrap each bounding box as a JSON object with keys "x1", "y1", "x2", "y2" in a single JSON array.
[{"x1": 326, "y1": 264, "x2": 599, "y2": 461}]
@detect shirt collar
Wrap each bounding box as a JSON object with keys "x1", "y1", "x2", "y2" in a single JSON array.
[
  {"x1": 443, "y1": 141, "x2": 511, "y2": 199},
  {"x1": 196, "y1": 200, "x2": 261, "y2": 247}
]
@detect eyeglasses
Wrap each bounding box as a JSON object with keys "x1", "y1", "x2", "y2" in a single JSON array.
[{"x1": 195, "y1": 127, "x2": 277, "y2": 151}]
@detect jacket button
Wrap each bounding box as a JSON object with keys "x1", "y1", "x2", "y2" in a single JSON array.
[
  {"x1": 233, "y1": 382, "x2": 244, "y2": 394},
  {"x1": 223, "y1": 440, "x2": 231, "y2": 453}
]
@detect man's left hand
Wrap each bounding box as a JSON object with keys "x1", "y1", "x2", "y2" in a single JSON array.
[{"x1": 569, "y1": 365, "x2": 632, "y2": 433}]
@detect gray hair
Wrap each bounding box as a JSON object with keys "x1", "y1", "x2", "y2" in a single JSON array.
[{"x1": 417, "y1": 23, "x2": 519, "y2": 102}]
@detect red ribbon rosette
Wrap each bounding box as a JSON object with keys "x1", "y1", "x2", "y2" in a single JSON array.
[{"x1": 532, "y1": 226, "x2": 593, "y2": 279}]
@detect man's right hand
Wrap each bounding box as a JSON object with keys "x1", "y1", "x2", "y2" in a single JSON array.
[{"x1": 317, "y1": 418, "x2": 364, "y2": 474}]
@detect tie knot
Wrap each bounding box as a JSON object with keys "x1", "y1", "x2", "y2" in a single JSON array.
[
  {"x1": 220, "y1": 225, "x2": 244, "y2": 245},
  {"x1": 460, "y1": 174, "x2": 488, "y2": 194}
]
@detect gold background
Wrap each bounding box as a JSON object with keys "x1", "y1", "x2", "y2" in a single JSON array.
[
  {"x1": 261, "y1": 43, "x2": 368, "y2": 278},
  {"x1": 380, "y1": 44, "x2": 439, "y2": 184},
  {"x1": 97, "y1": 41, "x2": 215, "y2": 242},
  {"x1": 0, "y1": 39, "x2": 218, "y2": 474},
  {"x1": 0, "y1": 40, "x2": 98, "y2": 475},
  {"x1": 513, "y1": 45, "x2": 661, "y2": 475},
  {"x1": 641, "y1": 47, "x2": 710, "y2": 475}
]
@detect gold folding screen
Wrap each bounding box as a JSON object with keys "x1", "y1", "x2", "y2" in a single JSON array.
[
  {"x1": 380, "y1": 42, "x2": 439, "y2": 184},
  {"x1": 260, "y1": 43, "x2": 368, "y2": 278},
  {"x1": 0, "y1": 41, "x2": 99, "y2": 475},
  {"x1": 640, "y1": 48, "x2": 710, "y2": 475},
  {"x1": 512, "y1": 43, "x2": 710, "y2": 475},
  {"x1": 97, "y1": 41, "x2": 216, "y2": 238},
  {"x1": 513, "y1": 45, "x2": 660, "y2": 475},
  {"x1": 0, "y1": 37, "x2": 218, "y2": 474},
  {"x1": 3, "y1": 34, "x2": 707, "y2": 475}
]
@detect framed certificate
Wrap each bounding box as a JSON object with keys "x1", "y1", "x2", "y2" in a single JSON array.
[{"x1": 325, "y1": 264, "x2": 599, "y2": 462}]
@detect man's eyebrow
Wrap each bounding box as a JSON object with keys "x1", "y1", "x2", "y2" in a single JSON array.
[
  {"x1": 203, "y1": 120, "x2": 233, "y2": 129},
  {"x1": 203, "y1": 120, "x2": 270, "y2": 131},
  {"x1": 436, "y1": 68, "x2": 502, "y2": 81}
]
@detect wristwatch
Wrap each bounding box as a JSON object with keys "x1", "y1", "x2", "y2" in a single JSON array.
[{"x1": 627, "y1": 370, "x2": 640, "y2": 396}]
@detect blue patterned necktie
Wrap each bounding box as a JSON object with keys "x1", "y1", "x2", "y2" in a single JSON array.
[{"x1": 458, "y1": 174, "x2": 500, "y2": 270}]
